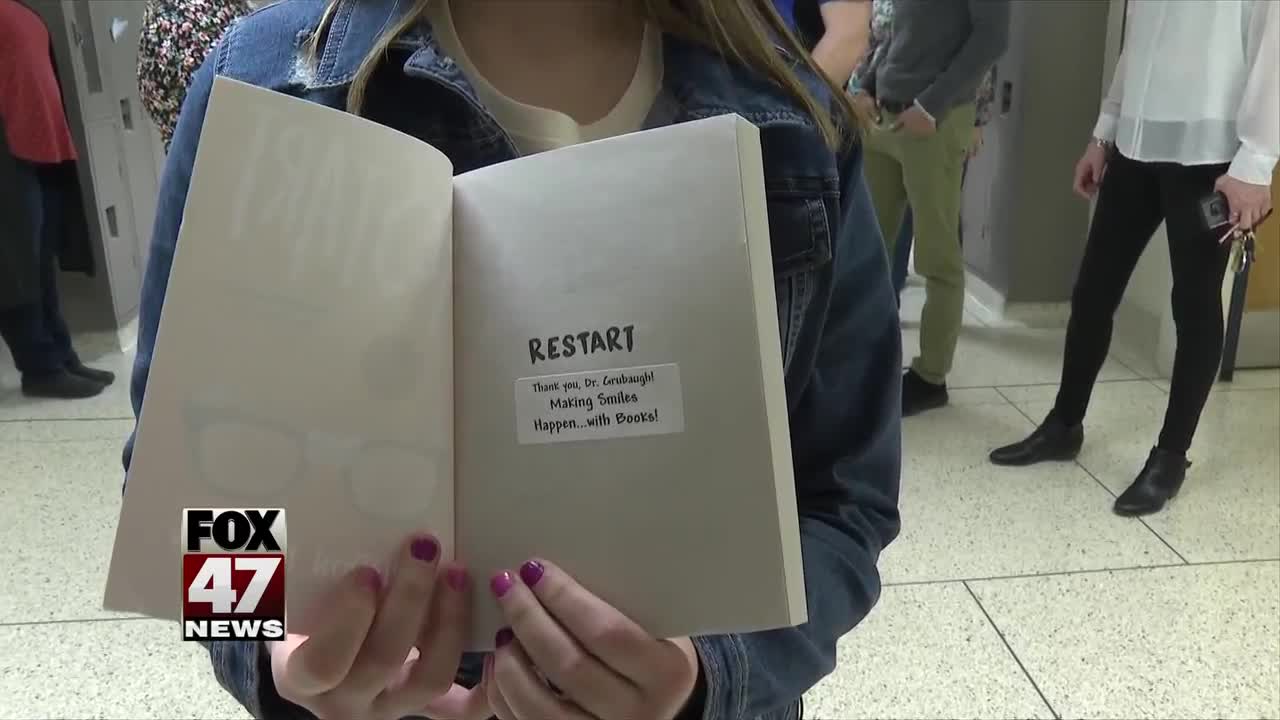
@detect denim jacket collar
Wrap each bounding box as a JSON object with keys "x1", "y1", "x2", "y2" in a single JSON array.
[
  {"x1": 308, "y1": 0, "x2": 825, "y2": 133},
  {"x1": 307, "y1": 0, "x2": 409, "y2": 87}
]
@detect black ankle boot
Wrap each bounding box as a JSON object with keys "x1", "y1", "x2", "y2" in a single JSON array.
[
  {"x1": 989, "y1": 412, "x2": 1084, "y2": 466},
  {"x1": 1113, "y1": 448, "x2": 1189, "y2": 517},
  {"x1": 66, "y1": 358, "x2": 116, "y2": 386},
  {"x1": 21, "y1": 370, "x2": 107, "y2": 399}
]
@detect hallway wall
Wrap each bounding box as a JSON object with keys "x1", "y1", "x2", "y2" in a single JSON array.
[{"x1": 962, "y1": 0, "x2": 1114, "y2": 305}]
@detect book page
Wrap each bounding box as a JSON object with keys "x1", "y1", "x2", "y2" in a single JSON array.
[
  {"x1": 453, "y1": 116, "x2": 804, "y2": 649},
  {"x1": 104, "y1": 79, "x2": 457, "y2": 635}
]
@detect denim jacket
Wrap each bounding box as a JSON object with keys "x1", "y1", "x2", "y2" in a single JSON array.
[{"x1": 123, "y1": 1, "x2": 902, "y2": 718}]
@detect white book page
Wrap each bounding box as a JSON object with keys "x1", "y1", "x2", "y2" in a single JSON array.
[
  {"x1": 452, "y1": 116, "x2": 802, "y2": 649},
  {"x1": 104, "y1": 79, "x2": 457, "y2": 634}
]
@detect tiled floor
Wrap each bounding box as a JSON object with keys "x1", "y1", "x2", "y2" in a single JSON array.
[{"x1": 2, "y1": 287, "x2": 1278, "y2": 719}]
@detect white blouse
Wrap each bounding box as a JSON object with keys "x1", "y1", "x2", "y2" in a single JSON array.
[{"x1": 1093, "y1": 0, "x2": 1279, "y2": 185}]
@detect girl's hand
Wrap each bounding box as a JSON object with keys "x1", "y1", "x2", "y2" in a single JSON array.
[
  {"x1": 892, "y1": 105, "x2": 937, "y2": 137},
  {"x1": 484, "y1": 559, "x2": 701, "y2": 720},
  {"x1": 1073, "y1": 142, "x2": 1109, "y2": 199},
  {"x1": 268, "y1": 535, "x2": 490, "y2": 720},
  {"x1": 1216, "y1": 174, "x2": 1273, "y2": 231}
]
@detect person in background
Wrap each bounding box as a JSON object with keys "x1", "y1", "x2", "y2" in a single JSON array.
[
  {"x1": 127, "y1": 1, "x2": 902, "y2": 718},
  {"x1": 991, "y1": 0, "x2": 1277, "y2": 517},
  {"x1": 0, "y1": 0, "x2": 114, "y2": 399},
  {"x1": 852, "y1": 0, "x2": 997, "y2": 302},
  {"x1": 781, "y1": 0, "x2": 871, "y2": 86},
  {"x1": 853, "y1": 0, "x2": 1009, "y2": 415},
  {"x1": 138, "y1": 0, "x2": 254, "y2": 147}
]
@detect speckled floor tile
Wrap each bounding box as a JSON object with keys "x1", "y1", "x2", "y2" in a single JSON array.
[
  {"x1": 0, "y1": 418, "x2": 134, "y2": 443},
  {"x1": 0, "y1": 430, "x2": 128, "y2": 623},
  {"x1": 1013, "y1": 382, "x2": 1280, "y2": 563},
  {"x1": 946, "y1": 387, "x2": 1011, "y2": 407},
  {"x1": 1155, "y1": 368, "x2": 1280, "y2": 393},
  {"x1": 805, "y1": 583, "x2": 1052, "y2": 719},
  {"x1": 0, "y1": 351, "x2": 134, "y2": 422},
  {"x1": 903, "y1": 325, "x2": 1138, "y2": 390},
  {"x1": 970, "y1": 562, "x2": 1280, "y2": 720},
  {"x1": 882, "y1": 402, "x2": 1180, "y2": 585},
  {"x1": 995, "y1": 379, "x2": 1158, "y2": 406},
  {"x1": 0, "y1": 619, "x2": 251, "y2": 719}
]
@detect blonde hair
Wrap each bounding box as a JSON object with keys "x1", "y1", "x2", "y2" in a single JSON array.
[{"x1": 308, "y1": 0, "x2": 858, "y2": 147}]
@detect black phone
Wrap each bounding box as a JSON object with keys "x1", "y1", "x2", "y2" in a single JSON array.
[{"x1": 1200, "y1": 191, "x2": 1232, "y2": 230}]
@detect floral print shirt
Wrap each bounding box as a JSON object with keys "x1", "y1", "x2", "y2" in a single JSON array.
[
  {"x1": 850, "y1": 0, "x2": 997, "y2": 127},
  {"x1": 138, "y1": 0, "x2": 252, "y2": 146}
]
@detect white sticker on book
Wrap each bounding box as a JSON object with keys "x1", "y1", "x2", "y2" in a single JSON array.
[{"x1": 514, "y1": 364, "x2": 686, "y2": 445}]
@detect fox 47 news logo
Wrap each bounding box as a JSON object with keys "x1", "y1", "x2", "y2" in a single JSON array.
[{"x1": 181, "y1": 508, "x2": 286, "y2": 641}]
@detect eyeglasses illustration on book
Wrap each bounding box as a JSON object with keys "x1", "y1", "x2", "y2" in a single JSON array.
[{"x1": 184, "y1": 398, "x2": 447, "y2": 521}]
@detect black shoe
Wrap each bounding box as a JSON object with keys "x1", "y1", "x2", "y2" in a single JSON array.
[
  {"x1": 21, "y1": 370, "x2": 107, "y2": 399},
  {"x1": 990, "y1": 412, "x2": 1083, "y2": 466},
  {"x1": 66, "y1": 358, "x2": 115, "y2": 386},
  {"x1": 1113, "y1": 448, "x2": 1189, "y2": 517},
  {"x1": 902, "y1": 369, "x2": 948, "y2": 417}
]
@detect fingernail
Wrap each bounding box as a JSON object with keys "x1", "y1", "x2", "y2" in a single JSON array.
[
  {"x1": 411, "y1": 536, "x2": 439, "y2": 563},
  {"x1": 495, "y1": 627, "x2": 514, "y2": 648},
  {"x1": 490, "y1": 571, "x2": 514, "y2": 598},
  {"x1": 445, "y1": 567, "x2": 468, "y2": 591},
  {"x1": 519, "y1": 560, "x2": 545, "y2": 587},
  {"x1": 356, "y1": 566, "x2": 382, "y2": 592}
]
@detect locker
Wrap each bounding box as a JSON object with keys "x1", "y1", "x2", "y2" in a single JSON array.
[
  {"x1": 83, "y1": 120, "x2": 141, "y2": 319},
  {"x1": 88, "y1": 0, "x2": 161, "y2": 272},
  {"x1": 26, "y1": 0, "x2": 165, "y2": 337},
  {"x1": 959, "y1": 0, "x2": 1114, "y2": 304},
  {"x1": 56, "y1": 1, "x2": 117, "y2": 124}
]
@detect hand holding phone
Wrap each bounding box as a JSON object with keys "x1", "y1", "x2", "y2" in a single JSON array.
[
  {"x1": 1211, "y1": 175, "x2": 1274, "y2": 231},
  {"x1": 1200, "y1": 191, "x2": 1233, "y2": 230}
]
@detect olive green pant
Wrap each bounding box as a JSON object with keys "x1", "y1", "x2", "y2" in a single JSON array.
[{"x1": 863, "y1": 103, "x2": 975, "y2": 385}]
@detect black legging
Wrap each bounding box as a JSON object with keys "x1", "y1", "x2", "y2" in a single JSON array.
[{"x1": 1054, "y1": 151, "x2": 1231, "y2": 454}]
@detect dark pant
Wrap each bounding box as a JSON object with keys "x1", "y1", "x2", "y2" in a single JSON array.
[
  {"x1": 0, "y1": 160, "x2": 76, "y2": 377},
  {"x1": 1054, "y1": 152, "x2": 1231, "y2": 454},
  {"x1": 890, "y1": 208, "x2": 914, "y2": 296}
]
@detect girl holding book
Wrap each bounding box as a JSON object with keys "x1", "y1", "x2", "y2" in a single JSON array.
[{"x1": 126, "y1": 1, "x2": 902, "y2": 718}]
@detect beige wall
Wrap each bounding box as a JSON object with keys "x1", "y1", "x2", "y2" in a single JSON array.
[{"x1": 1245, "y1": 173, "x2": 1280, "y2": 312}]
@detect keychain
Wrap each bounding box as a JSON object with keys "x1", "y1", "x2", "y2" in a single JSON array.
[{"x1": 1228, "y1": 228, "x2": 1257, "y2": 275}]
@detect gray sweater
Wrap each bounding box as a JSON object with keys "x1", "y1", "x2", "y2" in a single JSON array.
[{"x1": 858, "y1": 0, "x2": 1010, "y2": 118}]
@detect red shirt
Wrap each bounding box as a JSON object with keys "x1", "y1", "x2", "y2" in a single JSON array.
[{"x1": 0, "y1": 0, "x2": 78, "y2": 163}]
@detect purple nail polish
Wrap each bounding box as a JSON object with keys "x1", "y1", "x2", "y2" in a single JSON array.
[
  {"x1": 445, "y1": 567, "x2": 468, "y2": 591},
  {"x1": 519, "y1": 560, "x2": 545, "y2": 587},
  {"x1": 411, "y1": 537, "x2": 439, "y2": 563},
  {"x1": 495, "y1": 627, "x2": 514, "y2": 648},
  {"x1": 490, "y1": 571, "x2": 514, "y2": 598}
]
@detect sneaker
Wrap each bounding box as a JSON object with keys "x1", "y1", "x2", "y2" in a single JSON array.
[
  {"x1": 66, "y1": 358, "x2": 116, "y2": 386},
  {"x1": 21, "y1": 370, "x2": 106, "y2": 399},
  {"x1": 902, "y1": 369, "x2": 948, "y2": 417}
]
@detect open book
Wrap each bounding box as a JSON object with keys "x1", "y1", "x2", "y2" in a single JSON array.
[{"x1": 104, "y1": 78, "x2": 804, "y2": 649}]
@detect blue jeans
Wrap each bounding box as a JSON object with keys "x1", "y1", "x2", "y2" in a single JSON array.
[
  {"x1": 890, "y1": 207, "x2": 914, "y2": 298},
  {"x1": 0, "y1": 160, "x2": 75, "y2": 377}
]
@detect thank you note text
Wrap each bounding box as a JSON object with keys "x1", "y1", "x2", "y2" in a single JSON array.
[{"x1": 514, "y1": 364, "x2": 685, "y2": 445}]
